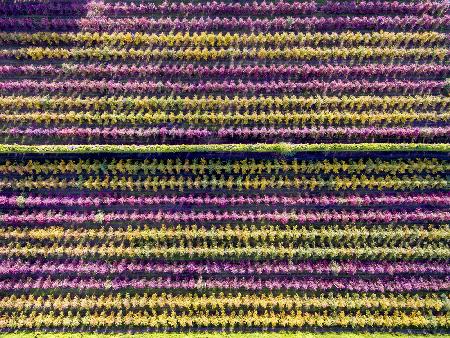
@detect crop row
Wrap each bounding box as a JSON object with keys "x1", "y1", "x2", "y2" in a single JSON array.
[
  {"x1": 0, "y1": 307, "x2": 447, "y2": 320},
  {"x1": 1, "y1": 260, "x2": 447, "y2": 276},
  {"x1": 3, "y1": 245, "x2": 448, "y2": 260},
  {"x1": 5, "y1": 224, "x2": 445, "y2": 242},
  {"x1": 0, "y1": 16, "x2": 447, "y2": 32},
  {"x1": 0, "y1": 158, "x2": 445, "y2": 175},
  {"x1": 1, "y1": 209, "x2": 448, "y2": 224},
  {"x1": 0, "y1": 310, "x2": 448, "y2": 329},
  {"x1": 0, "y1": 95, "x2": 446, "y2": 111},
  {"x1": 0, "y1": 275, "x2": 447, "y2": 292},
  {"x1": 2, "y1": 1, "x2": 446, "y2": 16},
  {"x1": 2, "y1": 126, "x2": 448, "y2": 142},
  {"x1": 2, "y1": 110, "x2": 447, "y2": 126},
  {"x1": 0, "y1": 80, "x2": 446, "y2": 95},
  {"x1": 2, "y1": 47, "x2": 447, "y2": 61},
  {"x1": 1, "y1": 192, "x2": 447, "y2": 208},
  {"x1": 1, "y1": 64, "x2": 447, "y2": 80},
  {"x1": 0, "y1": 292, "x2": 447, "y2": 312},
  {"x1": 0, "y1": 175, "x2": 446, "y2": 191},
  {"x1": 2, "y1": 242, "x2": 448, "y2": 261},
  {"x1": 2, "y1": 32, "x2": 447, "y2": 47}
]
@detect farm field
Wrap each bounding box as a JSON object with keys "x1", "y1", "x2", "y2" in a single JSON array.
[{"x1": 0, "y1": 0, "x2": 448, "y2": 336}]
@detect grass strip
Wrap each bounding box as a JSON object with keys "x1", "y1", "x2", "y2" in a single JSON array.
[
  {"x1": 0, "y1": 143, "x2": 448, "y2": 154},
  {"x1": 1, "y1": 333, "x2": 448, "y2": 338}
]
